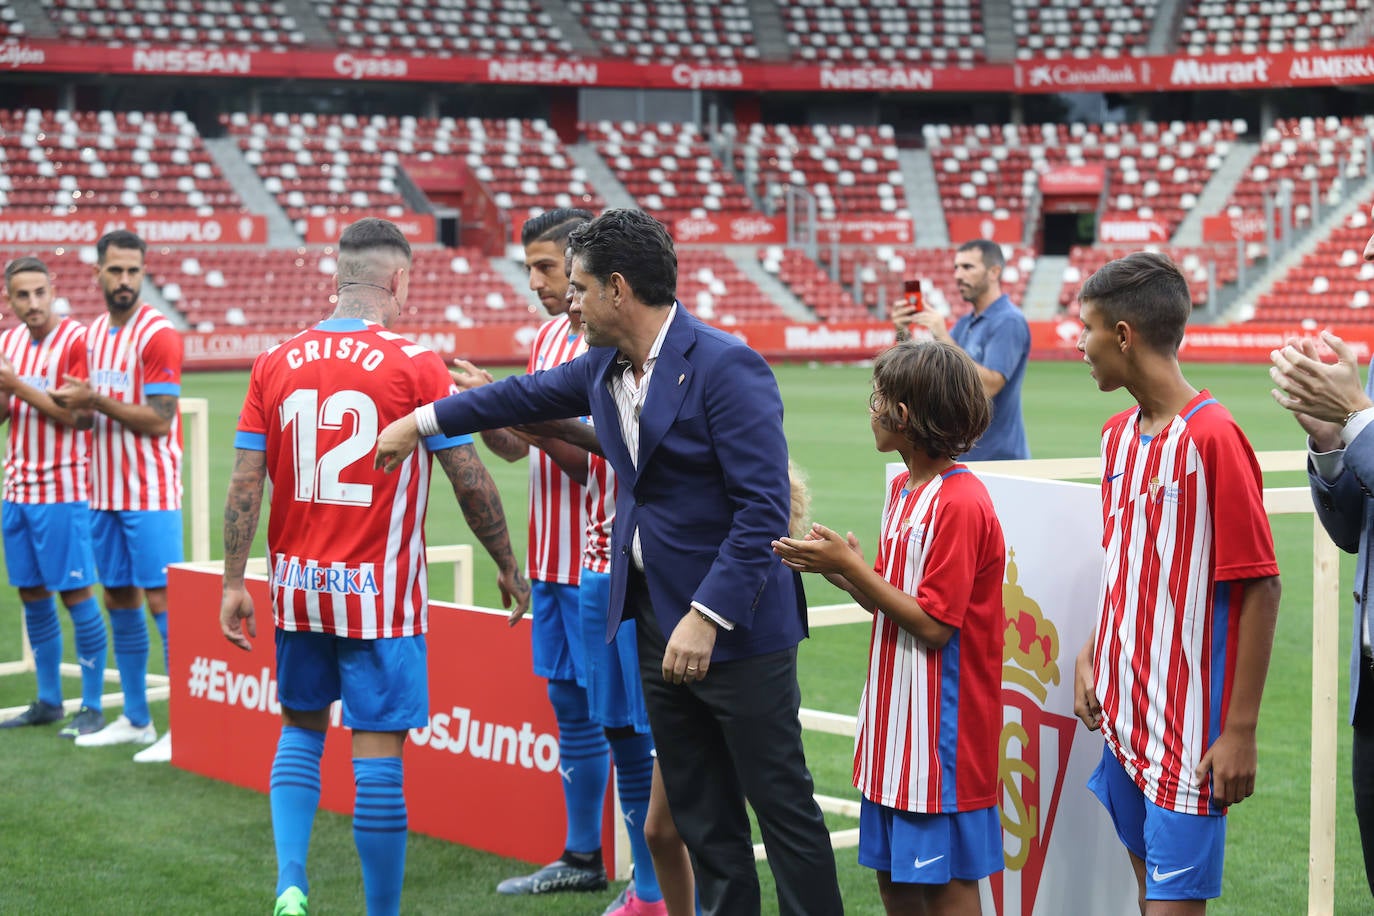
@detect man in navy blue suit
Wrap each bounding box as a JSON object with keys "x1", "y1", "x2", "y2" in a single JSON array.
[
  {"x1": 1271, "y1": 205, "x2": 1374, "y2": 897},
  {"x1": 376, "y1": 209, "x2": 843, "y2": 915}
]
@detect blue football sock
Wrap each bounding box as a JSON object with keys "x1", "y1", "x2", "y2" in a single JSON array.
[
  {"x1": 66, "y1": 596, "x2": 108, "y2": 710},
  {"x1": 609, "y1": 731, "x2": 661, "y2": 903},
  {"x1": 271, "y1": 726, "x2": 325, "y2": 896},
  {"x1": 23, "y1": 597, "x2": 62, "y2": 708},
  {"x1": 152, "y1": 610, "x2": 169, "y2": 676},
  {"x1": 547, "y1": 678, "x2": 610, "y2": 854},
  {"x1": 353, "y1": 756, "x2": 407, "y2": 916},
  {"x1": 107, "y1": 606, "x2": 149, "y2": 727}
]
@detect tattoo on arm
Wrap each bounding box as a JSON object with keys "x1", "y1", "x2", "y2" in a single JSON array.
[
  {"x1": 148, "y1": 394, "x2": 178, "y2": 424},
  {"x1": 481, "y1": 427, "x2": 531, "y2": 463},
  {"x1": 438, "y1": 445, "x2": 519, "y2": 571},
  {"x1": 222, "y1": 449, "x2": 267, "y2": 579}
]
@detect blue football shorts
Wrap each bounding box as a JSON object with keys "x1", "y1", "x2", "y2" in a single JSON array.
[
  {"x1": 857, "y1": 797, "x2": 1004, "y2": 884},
  {"x1": 1, "y1": 500, "x2": 97, "y2": 591},
  {"x1": 90, "y1": 508, "x2": 183, "y2": 589},
  {"x1": 578, "y1": 567, "x2": 651, "y2": 734},
  {"x1": 274, "y1": 629, "x2": 429, "y2": 733},
  {"x1": 531, "y1": 579, "x2": 584, "y2": 683},
  {"x1": 1088, "y1": 743, "x2": 1227, "y2": 900}
]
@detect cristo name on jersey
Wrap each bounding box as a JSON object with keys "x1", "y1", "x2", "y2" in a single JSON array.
[{"x1": 235, "y1": 319, "x2": 468, "y2": 639}]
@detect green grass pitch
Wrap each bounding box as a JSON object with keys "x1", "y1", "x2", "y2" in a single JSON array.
[{"x1": 0, "y1": 359, "x2": 1365, "y2": 914}]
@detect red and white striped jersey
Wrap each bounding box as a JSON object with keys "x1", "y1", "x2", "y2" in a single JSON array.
[
  {"x1": 86, "y1": 304, "x2": 183, "y2": 511},
  {"x1": 0, "y1": 318, "x2": 89, "y2": 504},
  {"x1": 583, "y1": 448, "x2": 614, "y2": 574},
  {"x1": 1093, "y1": 391, "x2": 1278, "y2": 815},
  {"x1": 526, "y1": 314, "x2": 587, "y2": 584},
  {"x1": 236, "y1": 318, "x2": 467, "y2": 639},
  {"x1": 854, "y1": 466, "x2": 1006, "y2": 814}
]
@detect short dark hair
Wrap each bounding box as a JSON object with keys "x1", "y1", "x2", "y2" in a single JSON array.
[
  {"x1": 4, "y1": 256, "x2": 49, "y2": 287},
  {"x1": 96, "y1": 229, "x2": 146, "y2": 263},
  {"x1": 872, "y1": 340, "x2": 991, "y2": 460},
  {"x1": 521, "y1": 208, "x2": 594, "y2": 247},
  {"x1": 1078, "y1": 251, "x2": 1191, "y2": 354},
  {"x1": 339, "y1": 217, "x2": 412, "y2": 262},
  {"x1": 567, "y1": 209, "x2": 677, "y2": 307},
  {"x1": 957, "y1": 238, "x2": 1005, "y2": 271}
]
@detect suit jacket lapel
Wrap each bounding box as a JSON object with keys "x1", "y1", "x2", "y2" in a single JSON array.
[
  {"x1": 637, "y1": 309, "x2": 695, "y2": 477},
  {"x1": 587, "y1": 346, "x2": 635, "y2": 479}
]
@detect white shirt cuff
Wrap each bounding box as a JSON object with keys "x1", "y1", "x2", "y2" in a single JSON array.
[
  {"x1": 691, "y1": 600, "x2": 734, "y2": 631},
  {"x1": 414, "y1": 402, "x2": 440, "y2": 438},
  {"x1": 1342, "y1": 406, "x2": 1374, "y2": 446}
]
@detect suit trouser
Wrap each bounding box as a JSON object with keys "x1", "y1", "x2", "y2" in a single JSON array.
[
  {"x1": 1354, "y1": 655, "x2": 1374, "y2": 897},
  {"x1": 628, "y1": 569, "x2": 844, "y2": 916}
]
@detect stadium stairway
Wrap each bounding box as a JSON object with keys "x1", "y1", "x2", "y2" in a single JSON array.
[
  {"x1": 981, "y1": 0, "x2": 1017, "y2": 61},
  {"x1": 1225, "y1": 170, "x2": 1374, "y2": 321},
  {"x1": 723, "y1": 245, "x2": 812, "y2": 320},
  {"x1": 491, "y1": 253, "x2": 538, "y2": 312},
  {"x1": 9, "y1": 0, "x2": 56, "y2": 38},
  {"x1": 1022, "y1": 254, "x2": 1069, "y2": 318},
  {"x1": 567, "y1": 141, "x2": 638, "y2": 210},
  {"x1": 1146, "y1": 0, "x2": 1187, "y2": 53},
  {"x1": 279, "y1": 0, "x2": 333, "y2": 47},
  {"x1": 743, "y1": 0, "x2": 792, "y2": 60},
  {"x1": 900, "y1": 149, "x2": 950, "y2": 247},
  {"x1": 539, "y1": 1, "x2": 601, "y2": 57},
  {"x1": 1172, "y1": 139, "x2": 1259, "y2": 245},
  {"x1": 202, "y1": 136, "x2": 301, "y2": 247}
]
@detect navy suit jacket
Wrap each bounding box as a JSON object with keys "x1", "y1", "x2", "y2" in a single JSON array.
[
  {"x1": 1309, "y1": 366, "x2": 1374, "y2": 724},
  {"x1": 432, "y1": 307, "x2": 809, "y2": 662}
]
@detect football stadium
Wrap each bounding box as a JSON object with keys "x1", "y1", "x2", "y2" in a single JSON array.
[{"x1": 0, "y1": 0, "x2": 1373, "y2": 912}]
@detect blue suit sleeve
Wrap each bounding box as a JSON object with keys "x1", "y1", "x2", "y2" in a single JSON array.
[
  {"x1": 689, "y1": 345, "x2": 792, "y2": 628},
  {"x1": 1309, "y1": 370, "x2": 1374, "y2": 554},
  {"x1": 432, "y1": 356, "x2": 593, "y2": 435}
]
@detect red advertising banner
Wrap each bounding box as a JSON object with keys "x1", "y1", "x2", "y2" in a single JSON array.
[
  {"x1": 302, "y1": 213, "x2": 436, "y2": 244},
  {"x1": 0, "y1": 211, "x2": 267, "y2": 246},
  {"x1": 399, "y1": 155, "x2": 465, "y2": 193},
  {"x1": 5, "y1": 40, "x2": 1374, "y2": 94},
  {"x1": 167, "y1": 566, "x2": 613, "y2": 867},
  {"x1": 945, "y1": 214, "x2": 1025, "y2": 245},
  {"x1": 814, "y1": 217, "x2": 914, "y2": 245},
  {"x1": 1039, "y1": 165, "x2": 1106, "y2": 197},
  {"x1": 674, "y1": 214, "x2": 788, "y2": 245},
  {"x1": 1202, "y1": 212, "x2": 1272, "y2": 242},
  {"x1": 1097, "y1": 216, "x2": 1171, "y2": 244}
]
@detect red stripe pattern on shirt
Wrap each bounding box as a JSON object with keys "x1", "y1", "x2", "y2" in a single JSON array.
[
  {"x1": 525, "y1": 314, "x2": 588, "y2": 584},
  {"x1": 1, "y1": 318, "x2": 89, "y2": 504},
  {"x1": 86, "y1": 304, "x2": 183, "y2": 511},
  {"x1": 1094, "y1": 392, "x2": 1278, "y2": 815}
]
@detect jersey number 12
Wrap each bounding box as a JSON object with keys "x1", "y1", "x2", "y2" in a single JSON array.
[{"x1": 280, "y1": 388, "x2": 377, "y2": 506}]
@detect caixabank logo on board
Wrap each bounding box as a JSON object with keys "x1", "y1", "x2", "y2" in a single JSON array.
[{"x1": 989, "y1": 549, "x2": 1078, "y2": 916}]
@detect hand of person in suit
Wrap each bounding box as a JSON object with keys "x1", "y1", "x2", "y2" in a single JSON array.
[
  {"x1": 663, "y1": 611, "x2": 717, "y2": 685},
  {"x1": 1271, "y1": 332, "x2": 1372, "y2": 449},
  {"x1": 375, "y1": 413, "x2": 421, "y2": 472}
]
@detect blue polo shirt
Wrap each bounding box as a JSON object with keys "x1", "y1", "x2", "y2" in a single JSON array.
[{"x1": 950, "y1": 294, "x2": 1031, "y2": 460}]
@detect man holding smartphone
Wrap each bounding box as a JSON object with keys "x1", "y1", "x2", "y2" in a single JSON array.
[{"x1": 891, "y1": 239, "x2": 1031, "y2": 460}]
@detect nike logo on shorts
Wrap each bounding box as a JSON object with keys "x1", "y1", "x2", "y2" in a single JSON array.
[
  {"x1": 1152, "y1": 865, "x2": 1194, "y2": 882},
  {"x1": 913, "y1": 855, "x2": 945, "y2": 869}
]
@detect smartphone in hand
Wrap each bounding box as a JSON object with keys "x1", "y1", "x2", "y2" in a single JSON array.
[{"x1": 903, "y1": 279, "x2": 924, "y2": 313}]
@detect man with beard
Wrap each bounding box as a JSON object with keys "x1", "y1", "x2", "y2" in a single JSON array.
[
  {"x1": 891, "y1": 239, "x2": 1031, "y2": 460},
  {"x1": 53, "y1": 230, "x2": 183, "y2": 763}
]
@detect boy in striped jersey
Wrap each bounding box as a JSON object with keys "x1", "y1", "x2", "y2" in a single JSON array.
[
  {"x1": 220, "y1": 218, "x2": 528, "y2": 916},
  {"x1": 53, "y1": 230, "x2": 182, "y2": 762},
  {"x1": 0, "y1": 257, "x2": 108, "y2": 737},
  {"x1": 773, "y1": 340, "x2": 1006, "y2": 915},
  {"x1": 1072, "y1": 252, "x2": 1281, "y2": 912}
]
